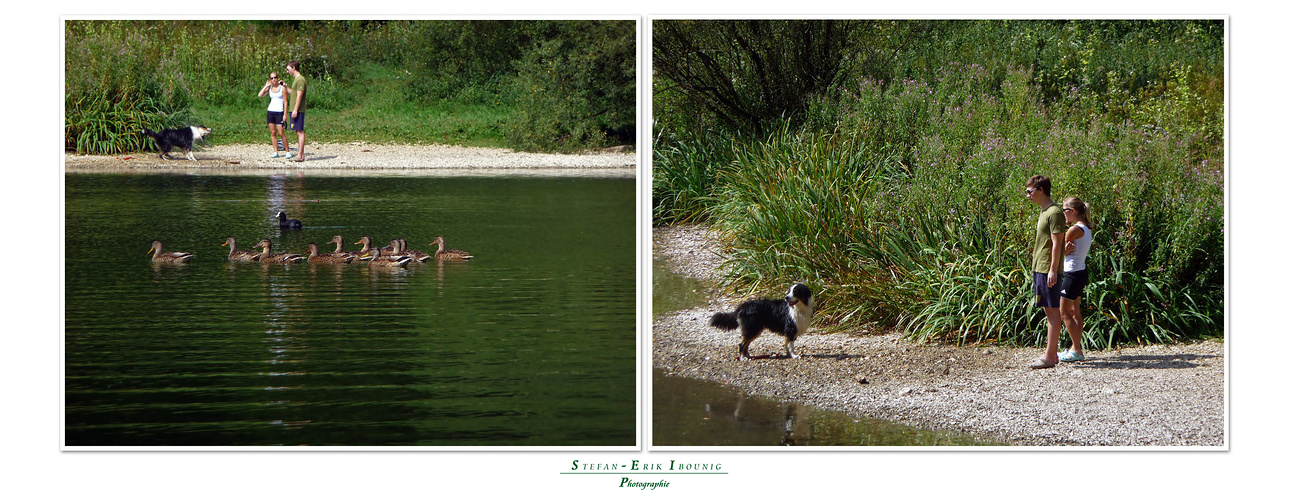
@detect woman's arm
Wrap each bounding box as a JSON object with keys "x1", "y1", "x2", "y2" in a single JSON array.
[{"x1": 1063, "y1": 226, "x2": 1084, "y2": 255}]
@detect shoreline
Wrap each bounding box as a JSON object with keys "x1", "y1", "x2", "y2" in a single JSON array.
[
  {"x1": 64, "y1": 142, "x2": 636, "y2": 177},
  {"x1": 652, "y1": 224, "x2": 1225, "y2": 447}
]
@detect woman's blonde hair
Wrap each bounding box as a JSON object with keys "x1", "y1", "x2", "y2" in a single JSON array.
[{"x1": 1063, "y1": 196, "x2": 1093, "y2": 229}]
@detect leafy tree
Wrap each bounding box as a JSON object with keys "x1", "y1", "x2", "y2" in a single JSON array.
[{"x1": 508, "y1": 20, "x2": 636, "y2": 150}]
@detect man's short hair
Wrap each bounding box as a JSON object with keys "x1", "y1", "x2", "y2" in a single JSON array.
[
  {"x1": 1026, "y1": 175, "x2": 1052, "y2": 196},
  {"x1": 287, "y1": 60, "x2": 301, "y2": 72}
]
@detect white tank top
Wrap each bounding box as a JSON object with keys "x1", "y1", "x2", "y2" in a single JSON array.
[
  {"x1": 1064, "y1": 222, "x2": 1092, "y2": 272},
  {"x1": 267, "y1": 85, "x2": 286, "y2": 112}
]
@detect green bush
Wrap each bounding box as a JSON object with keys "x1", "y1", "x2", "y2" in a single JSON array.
[{"x1": 507, "y1": 20, "x2": 636, "y2": 151}]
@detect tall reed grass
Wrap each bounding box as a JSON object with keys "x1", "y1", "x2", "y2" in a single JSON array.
[{"x1": 658, "y1": 63, "x2": 1223, "y2": 348}]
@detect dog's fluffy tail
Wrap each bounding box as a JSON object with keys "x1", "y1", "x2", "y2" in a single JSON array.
[
  {"x1": 140, "y1": 128, "x2": 158, "y2": 139},
  {"x1": 709, "y1": 311, "x2": 739, "y2": 331}
]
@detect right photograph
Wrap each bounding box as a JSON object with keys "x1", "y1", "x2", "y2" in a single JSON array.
[{"x1": 651, "y1": 19, "x2": 1225, "y2": 447}]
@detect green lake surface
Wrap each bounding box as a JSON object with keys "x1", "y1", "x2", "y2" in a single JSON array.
[{"x1": 65, "y1": 173, "x2": 636, "y2": 446}]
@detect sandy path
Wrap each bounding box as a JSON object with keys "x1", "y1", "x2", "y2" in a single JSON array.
[{"x1": 64, "y1": 142, "x2": 636, "y2": 177}]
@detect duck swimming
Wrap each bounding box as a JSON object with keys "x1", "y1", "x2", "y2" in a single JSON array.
[
  {"x1": 253, "y1": 239, "x2": 305, "y2": 264},
  {"x1": 429, "y1": 236, "x2": 473, "y2": 261},
  {"x1": 396, "y1": 239, "x2": 432, "y2": 262},
  {"x1": 221, "y1": 237, "x2": 260, "y2": 262},
  {"x1": 364, "y1": 247, "x2": 413, "y2": 267},
  {"x1": 329, "y1": 235, "x2": 363, "y2": 261},
  {"x1": 354, "y1": 236, "x2": 396, "y2": 258},
  {"x1": 148, "y1": 240, "x2": 194, "y2": 263},
  {"x1": 306, "y1": 243, "x2": 355, "y2": 264},
  {"x1": 276, "y1": 211, "x2": 302, "y2": 229}
]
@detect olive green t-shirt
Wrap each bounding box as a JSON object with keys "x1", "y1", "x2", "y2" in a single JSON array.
[
  {"x1": 1032, "y1": 203, "x2": 1065, "y2": 273},
  {"x1": 290, "y1": 74, "x2": 307, "y2": 113}
]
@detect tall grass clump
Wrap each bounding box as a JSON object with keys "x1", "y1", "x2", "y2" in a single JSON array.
[
  {"x1": 65, "y1": 22, "x2": 196, "y2": 154},
  {"x1": 651, "y1": 126, "x2": 738, "y2": 223},
  {"x1": 708, "y1": 124, "x2": 911, "y2": 328},
  {"x1": 691, "y1": 58, "x2": 1221, "y2": 348}
]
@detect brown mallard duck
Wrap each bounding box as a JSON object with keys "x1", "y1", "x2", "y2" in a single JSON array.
[
  {"x1": 307, "y1": 243, "x2": 355, "y2": 264},
  {"x1": 429, "y1": 236, "x2": 473, "y2": 261},
  {"x1": 221, "y1": 237, "x2": 260, "y2": 262},
  {"x1": 354, "y1": 235, "x2": 396, "y2": 254},
  {"x1": 252, "y1": 239, "x2": 305, "y2": 264},
  {"x1": 396, "y1": 238, "x2": 432, "y2": 262},
  {"x1": 364, "y1": 247, "x2": 413, "y2": 267},
  {"x1": 148, "y1": 240, "x2": 194, "y2": 263},
  {"x1": 326, "y1": 235, "x2": 364, "y2": 261}
]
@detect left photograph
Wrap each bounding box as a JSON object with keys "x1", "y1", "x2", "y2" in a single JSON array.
[{"x1": 64, "y1": 19, "x2": 638, "y2": 447}]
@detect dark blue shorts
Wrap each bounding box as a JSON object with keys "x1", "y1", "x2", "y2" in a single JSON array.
[
  {"x1": 289, "y1": 112, "x2": 305, "y2": 132},
  {"x1": 1034, "y1": 271, "x2": 1062, "y2": 308},
  {"x1": 267, "y1": 111, "x2": 284, "y2": 124},
  {"x1": 1060, "y1": 269, "x2": 1089, "y2": 300}
]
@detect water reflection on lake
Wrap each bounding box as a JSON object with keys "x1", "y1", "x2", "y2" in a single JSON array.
[
  {"x1": 652, "y1": 369, "x2": 999, "y2": 447},
  {"x1": 65, "y1": 172, "x2": 635, "y2": 446}
]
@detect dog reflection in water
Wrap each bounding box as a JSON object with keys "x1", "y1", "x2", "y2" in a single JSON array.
[{"x1": 703, "y1": 394, "x2": 812, "y2": 445}]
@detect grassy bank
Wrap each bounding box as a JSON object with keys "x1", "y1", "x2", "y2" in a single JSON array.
[
  {"x1": 66, "y1": 20, "x2": 635, "y2": 154},
  {"x1": 195, "y1": 63, "x2": 514, "y2": 148},
  {"x1": 653, "y1": 20, "x2": 1224, "y2": 349}
]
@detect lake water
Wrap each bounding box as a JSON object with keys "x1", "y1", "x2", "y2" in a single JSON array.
[{"x1": 64, "y1": 173, "x2": 636, "y2": 446}]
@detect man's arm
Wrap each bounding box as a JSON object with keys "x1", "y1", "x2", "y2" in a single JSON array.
[
  {"x1": 1048, "y1": 231, "x2": 1065, "y2": 287},
  {"x1": 291, "y1": 84, "x2": 304, "y2": 117}
]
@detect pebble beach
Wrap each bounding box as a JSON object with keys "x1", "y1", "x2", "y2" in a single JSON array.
[{"x1": 652, "y1": 224, "x2": 1226, "y2": 447}]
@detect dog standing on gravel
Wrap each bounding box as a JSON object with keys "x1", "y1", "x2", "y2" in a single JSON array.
[
  {"x1": 141, "y1": 125, "x2": 211, "y2": 161},
  {"x1": 709, "y1": 283, "x2": 814, "y2": 360}
]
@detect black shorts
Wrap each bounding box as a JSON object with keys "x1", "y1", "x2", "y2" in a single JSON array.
[
  {"x1": 1060, "y1": 269, "x2": 1089, "y2": 300},
  {"x1": 267, "y1": 111, "x2": 284, "y2": 124},
  {"x1": 289, "y1": 112, "x2": 305, "y2": 132},
  {"x1": 1034, "y1": 271, "x2": 1062, "y2": 308}
]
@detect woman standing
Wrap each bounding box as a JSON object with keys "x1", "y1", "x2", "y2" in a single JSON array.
[
  {"x1": 1057, "y1": 197, "x2": 1094, "y2": 362},
  {"x1": 258, "y1": 72, "x2": 290, "y2": 157}
]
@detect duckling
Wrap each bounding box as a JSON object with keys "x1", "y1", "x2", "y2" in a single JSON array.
[
  {"x1": 221, "y1": 236, "x2": 261, "y2": 262},
  {"x1": 364, "y1": 247, "x2": 413, "y2": 267},
  {"x1": 306, "y1": 243, "x2": 355, "y2": 264},
  {"x1": 429, "y1": 235, "x2": 473, "y2": 261},
  {"x1": 276, "y1": 211, "x2": 302, "y2": 229},
  {"x1": 396, "y1": 238, "x2": 432, "y2": 262},
  {"x1": 148, "y1": 240, "x2": 194, "y2": 263},
  {"x1": 252, "y1": 239, "x2": 305, "y2": 264}
]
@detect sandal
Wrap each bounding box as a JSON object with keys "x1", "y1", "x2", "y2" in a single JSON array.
[
  {"x1": 1058, "y1": 350, "x2": 1086, "y2": 362},
  {"x1": 270, "y1": 152, "x2": 281, "y2": 158},
  {"x1": 1029, "y1": 358, "x2": 1057, "y2": 369}
]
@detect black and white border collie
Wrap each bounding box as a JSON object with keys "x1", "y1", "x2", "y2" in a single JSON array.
[
  {"x1": 141, "y1": 126, "x2": 211, "y2": 161},
  {"x1": 709, "y1": 283, "x2": 814, "y2": 360}
]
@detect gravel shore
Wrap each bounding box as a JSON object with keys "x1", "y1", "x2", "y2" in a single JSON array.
[
  {"x1": 653, "y1": 224, "x2": 1226, "y2": 447},
  {"x1": 64, "y1": 142, "x2": 636, "y2": 177}
]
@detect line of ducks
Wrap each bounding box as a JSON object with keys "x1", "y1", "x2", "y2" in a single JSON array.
[{"x1": 148, "y1": 235, "x2": 473, "y2": 266}]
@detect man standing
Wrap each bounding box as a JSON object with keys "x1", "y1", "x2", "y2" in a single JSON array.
[
  {"x1": 1025, "y1": 175, "x2": 1065, "y2": 369},
  {"x1": 285, "y1": 60, "x2": 307, "y2": 162}
]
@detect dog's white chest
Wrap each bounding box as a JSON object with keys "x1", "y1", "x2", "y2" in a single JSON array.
[{"x1": 790, "y1": 303, "x2": 812, "y2": 333}]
